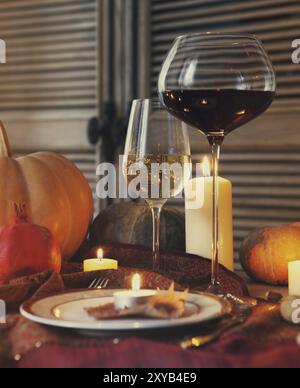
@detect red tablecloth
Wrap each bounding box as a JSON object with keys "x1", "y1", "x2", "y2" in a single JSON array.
[
  {"x1": 15, "y1": 336, "x2": 300, "y2": 369},
  {"x1": 0, "y1": 245, "x2": 299, "y2": 368}
]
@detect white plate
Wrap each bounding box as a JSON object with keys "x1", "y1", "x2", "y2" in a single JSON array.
[{"x1": 20, "y1": 289, "x2": 231, "y2": 333}]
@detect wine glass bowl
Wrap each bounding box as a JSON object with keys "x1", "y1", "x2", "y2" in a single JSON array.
[
  {"x1": 158, "y1": 33, "x2": 276, "y2": 293},
  {"x1": 159, "y1": 33, "x2": 276, "y2": 141}
]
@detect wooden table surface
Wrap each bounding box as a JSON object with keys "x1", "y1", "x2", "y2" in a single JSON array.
[{"x1": 239, "y1": 272, "x2": 288, "y2": 299}]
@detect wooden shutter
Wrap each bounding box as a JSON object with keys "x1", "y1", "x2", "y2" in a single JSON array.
[
  {"x1": 0, "y1": 0, "x2": 98, "y2": 209},
  {"x1": 148, "y1": 0, "x2": 300, "y2": 271},
  {"x1": 0, "y1": 0, "x2": 97, "y2": 119},
  {"x1": 151, "y1": 0, "x2": 300, "y2": 113}
]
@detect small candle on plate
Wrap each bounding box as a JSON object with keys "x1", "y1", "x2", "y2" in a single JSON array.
[
  {"x1": 83, "y1": 248, "x2": 118, "y2": 273},
  {"x1": 289, "y1": 261, "x2": 300, "y2": 296},
  {"x1": 114, "y1": 274, "x2": 156, "y2": 310}
]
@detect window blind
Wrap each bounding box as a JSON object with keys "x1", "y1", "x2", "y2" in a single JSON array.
[
  {"x1": 150, "y1": 0, "x2": 300, "y2": 271},
  {"x1": 151, "y1": 0, "x2": 300, "y2": 113},
  {"x1": 0, "y1": 0, "x2": 97, "y2": 117},
  {"x1": 0, "y1": 0, "x2": 98, "y2": 209}
]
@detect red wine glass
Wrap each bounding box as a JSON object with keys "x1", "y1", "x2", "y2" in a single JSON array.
[{"x1": 158, "y1": 33, "x2": 276, "y2": 294}]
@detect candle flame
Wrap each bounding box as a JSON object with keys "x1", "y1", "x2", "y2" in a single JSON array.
[
  {"x1": 202, "y1": 156, "x2": 211, "y2": 178},
  {"x1": 132, "y1": 274, "x2": 141, "y2": 291},
  {"x1": 97, "y1": 249, "x2": 103, "y2": 260}
]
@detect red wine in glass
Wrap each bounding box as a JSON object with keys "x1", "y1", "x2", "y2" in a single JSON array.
[{"x1": 160, "y1": 89, "x2": 275, "y2": 139}]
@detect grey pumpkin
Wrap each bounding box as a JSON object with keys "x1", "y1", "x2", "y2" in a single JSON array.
[{"x1": 89, "y1": 202, "x2": 186, "y2": 252}]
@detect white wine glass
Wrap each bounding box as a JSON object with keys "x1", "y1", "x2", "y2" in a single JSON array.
[{"x1": 124, "y1": 99, "x2": 191, "y2": 272}]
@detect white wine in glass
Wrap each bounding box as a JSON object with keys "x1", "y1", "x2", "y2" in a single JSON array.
[
  {"x1": 125, "y1": 154, "x2": 191, "y2": 205},
  {"x1": 124, "y1": 100, "x2": 191, "y2": 272}
]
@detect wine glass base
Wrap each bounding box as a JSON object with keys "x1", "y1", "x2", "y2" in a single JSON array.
[
  {"x1": 206, "y1": 282, "x2": 224, "y2": 296},
  {"x1": 225, "y1": 293, "x2": 258, "y2": 309},
  {"x1": 206, "y1": 288, "x2": 258, "y2": 309}
]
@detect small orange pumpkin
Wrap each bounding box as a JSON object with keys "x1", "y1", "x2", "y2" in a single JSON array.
[
  {"x1": 240, "y1": 224, "x2": 300, "y2": 286},
  {"x1": 0, "y1": 122, "x2": 94, "y2": 260}
]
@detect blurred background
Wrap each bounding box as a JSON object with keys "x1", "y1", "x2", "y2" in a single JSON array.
[{"x1": 0, "y1": 0, "x2": 300, "y2": 271}]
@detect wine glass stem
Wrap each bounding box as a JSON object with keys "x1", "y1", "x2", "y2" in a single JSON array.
[
  {"x1": 211, "y1": 141, "x2": 221, "y2": 287},
  {"x1": 151, "y1": 205, "x2": 163, "y2": 272}
]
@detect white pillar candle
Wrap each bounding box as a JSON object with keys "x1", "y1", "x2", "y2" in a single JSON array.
[
  {"x1": 185, "y1": 157, "x2": 234, "y2": 271},
  {"x1": 289, "y1": 261, "x2": 300, "y2": 296}
]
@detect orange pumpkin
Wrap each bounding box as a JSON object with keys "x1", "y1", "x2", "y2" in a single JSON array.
[{"x1": 0, "y1": 122, "x2": 94, "y2": 260}]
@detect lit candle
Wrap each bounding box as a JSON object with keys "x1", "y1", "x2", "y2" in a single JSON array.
[
  {"x1": 114, "y1": 274, "x2": 157, "y2": 310},
  {"x1": 289, "y1": 261, "x2": 300, "y2": 296},
  {"x1": 185, "y1": 157, "x2": 234, "y2": 271},
  {"x1": 83, "y1": 249, "x2": 118, "y2": 272}
]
